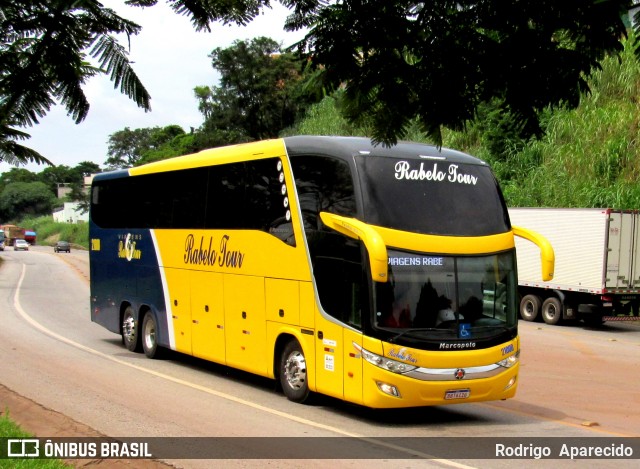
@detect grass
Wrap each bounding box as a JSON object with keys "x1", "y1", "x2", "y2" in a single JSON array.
[
  {"x1": 0, "y1": 412, "x2": 70, "y2": 468},
  {"x1": 455, "y1": 34, "x2": 640, "y2": 209},
  {"x1": 17, "y1": 216, "x2": 89, "y2": 250}
]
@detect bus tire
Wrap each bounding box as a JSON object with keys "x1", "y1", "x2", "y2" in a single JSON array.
[
  {"x1": 541, "y1": 297, "x2": 562, "y2": 325},
  {"x1": 279, "y1": 339, "x2": 310, "y2": 403},
  {"x1": 122, "y1": 306, "x2": 142, "y2": 352},
  {"x1": 142, "y1": 311, "x2": 163, "y2": 359},
  {"x1": 520, "y1": 294, "x2": 541, "y2": 322}
]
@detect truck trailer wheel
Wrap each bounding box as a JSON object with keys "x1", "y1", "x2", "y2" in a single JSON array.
[
  {"x1": 520, "y1": 295, "x2": 541, "y2": 322},
  {"x1": 541, "y1": 297, "x2": 562, "y2": 325}
]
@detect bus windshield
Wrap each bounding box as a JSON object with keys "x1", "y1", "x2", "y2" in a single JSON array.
[
  {"x1": 357, "y1": 156, "x2": 510, "y2": 236},
  {"x1": 374, "y1": 249, "x2": 517, "y2": 343}
]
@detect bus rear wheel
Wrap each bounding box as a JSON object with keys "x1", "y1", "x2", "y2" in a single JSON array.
[
  {"x1": 279, "y1": 340, "x2": 310, "y2": 403},
  {"x1": 520, "y1": 294, "x2": 541, "y2": 322},
  {"x1": 142, "y1": 312, "x2": 163, "y2": 359},
  {"x1": 541, "y1": 297, "x2": 562, "y2": 325},
  {"x1": 122, "y1": 306, "x2": 141, "y2": 352}
]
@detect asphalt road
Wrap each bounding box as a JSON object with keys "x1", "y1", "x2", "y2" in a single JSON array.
[{"x1": 1, "y1": 245, "x2": 639, "y2": 468}]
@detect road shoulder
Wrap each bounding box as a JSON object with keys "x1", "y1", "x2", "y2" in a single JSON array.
[{"x1": 0, "y1": 384, "x2": 172, "y2": 468}]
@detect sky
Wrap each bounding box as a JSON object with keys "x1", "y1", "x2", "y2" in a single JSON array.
[{"x1": 0, "y1": 1, "x2": 307, "y2": 174}]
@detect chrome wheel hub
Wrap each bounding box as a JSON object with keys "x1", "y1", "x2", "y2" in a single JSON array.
[
  {"x1": 144, "y1": 319, "x2": 156, "y2": 350},
  {"x1": 284, "y1": 351, "x2": 306, "y2": 390},
  {"x1": 123, "y1": 315, "x2": 135, "y2": 341}
]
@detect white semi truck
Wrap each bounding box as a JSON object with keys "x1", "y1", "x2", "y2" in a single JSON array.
[{"x1": 509, "y1": 208, "x2": 640, "y2": 325}]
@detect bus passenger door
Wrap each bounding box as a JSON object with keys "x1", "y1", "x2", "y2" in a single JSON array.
[
  {"x1": 224, "y1": 274, "x2": 267, "y2": 375},
  {"x1": 191, "y1": 271, "x2": 225, "y2": 363},
  {"x1": 163, "y1": 267, "x2": 192, "y2": 354},
  {"x1": 312, "y1": 254, "x2": 365, "y2": 402}
]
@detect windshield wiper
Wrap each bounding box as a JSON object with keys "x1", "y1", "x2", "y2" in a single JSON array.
[
  {"x1": 387, "y1": 324, "x2": 513, "y2": 343},
  {"x1": 388, "y1": 328, "x2": 438, "y2": 343}
]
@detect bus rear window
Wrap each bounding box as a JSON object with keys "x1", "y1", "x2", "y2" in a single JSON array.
[{"x1": 356, "y1": 156, "x2": 510, "y2": 236}]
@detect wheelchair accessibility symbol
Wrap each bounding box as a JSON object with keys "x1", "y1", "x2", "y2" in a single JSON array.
[{"x1": 459, "y1": 323, "x2": 471, "y2": 338}]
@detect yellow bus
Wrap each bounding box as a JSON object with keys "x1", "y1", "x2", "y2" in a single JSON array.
[{"x1": 89, "y1": 136, "x2": 553, "y2": 408}]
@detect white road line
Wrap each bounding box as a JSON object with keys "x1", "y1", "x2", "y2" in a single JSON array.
[{"x1": 13, "y1": 262, "x2": 476, "y2": 468}]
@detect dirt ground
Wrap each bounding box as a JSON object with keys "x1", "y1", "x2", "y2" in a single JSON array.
[{"x1": 0, "y1": 384, "x2": 173, "y2": 468}]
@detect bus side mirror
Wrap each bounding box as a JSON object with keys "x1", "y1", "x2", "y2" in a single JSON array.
[
  {"x1": 319, "y1": 212, "x2": 388, "y2": 283},
  {"x1": 512, "y1": 225, "x2": 555, "y2": 281}
]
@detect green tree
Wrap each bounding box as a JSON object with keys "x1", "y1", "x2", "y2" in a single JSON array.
[
  {"x1": 0, "y1": 167, "x2": 38, "y2": 186},
  {"x1": 291, "y1": 0, "x2": 637, "y2": 146},
  {"x1": 105, "y1": 125, "x2": 186, "y2": 168},
  {"x1": 136, "y1": 132, "x2": 199, "y2": 165},
  {"x1": 195, "y1": 36, "x2": 318, "y2": 143},
  {"x1": 2, "y1": 0, "x2": 637, "y2": 167},
  {"x1": 37, "y1": 165, "x2": 76, "y2": 195},
  {"x1": 0, "y1": 167, "x2": 39, "y2": 208},
  {"x1": 0, "y1": 0, "x2": 270, "y2": 167},
  {"x1": 0, "y1": 0, "x2": 151, "y2": 166},
  {"x1": 73, "y1": 161, "x2": 102, "y2": 178},
  {"x1": 0, "y1": 181, "x2": 55, "y2": 220}
]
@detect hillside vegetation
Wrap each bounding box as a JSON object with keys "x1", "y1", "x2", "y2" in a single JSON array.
[
  {"x1": 19, "y1": 215, "x2": 89, "y2": 249},
  {"x1": 291, "y1": 35, "x2": 640, "y2": 210},
  {"x1": 485, "y1": 36, "x2": 640, "y2": 209}
]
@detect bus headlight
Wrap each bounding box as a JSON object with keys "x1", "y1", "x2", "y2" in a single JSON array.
[
  {"x1": 353, "y1": 343, "x2": 418, "y2": 374},
  {"x1": 497, "y1": 351, "x2": 520, "y2": 369}
]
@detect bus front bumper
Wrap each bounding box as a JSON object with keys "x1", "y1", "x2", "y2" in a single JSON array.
[{"x1": 361, "y1": 361, "x2": 519, "y2": 408}]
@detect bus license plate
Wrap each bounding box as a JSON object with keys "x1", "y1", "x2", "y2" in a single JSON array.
[{"x1": 445, "y1": 389, "x2": 470, "y2": 400}]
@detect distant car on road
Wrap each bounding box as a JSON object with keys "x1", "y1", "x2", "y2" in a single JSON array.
[
  {"x1": 14, "y1": 239, "x2": 29, "y2": 251},
  {"x1": 54, "y1": 241, "x2": 71, "y2": 253}
]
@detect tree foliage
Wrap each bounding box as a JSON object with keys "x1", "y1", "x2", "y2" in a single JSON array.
[
  {"x1": 0, "y1": 0, "x2": 294, "y2": 167},
  {"x1": 0, "y1": 0, "x2": 152, "y2": 165},
  {"x1": 0, "y1": 181, "x2": 55, "y2": 220},
  {"x1": 0, "y1": 161, "x2": 96, "y2": 221},
  {"x1": 195, "y1": 36, "x2": 318, "y2": 143},
  {"x1": 104, "y1": 125, "x2": 187, "y2": 168},
  {"x1": 1, "y1": 0, "x2": 638, "y2": 167},
  {"x1": 289, "y1": 0, "x2": 638, "y2": 146}
]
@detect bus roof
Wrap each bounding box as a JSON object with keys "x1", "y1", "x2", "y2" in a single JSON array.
[
  {"x1": 127, "y1": 138, "x2": 287, "y2": 177},
  {"x1": 92, "y1": 136, "x2": 487, "y2": 183},
  {"x1": 283, "y1": 136, "x2": 488, "y2": 166}
]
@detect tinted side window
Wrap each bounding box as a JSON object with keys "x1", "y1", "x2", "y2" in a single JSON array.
[
  {"x1": 92, "y1": 167, "x2": 208, "y2": 229},
  {"x1": 91, "y1": 158, "x2": 294, "y2": 244},
  {"x1": 157, "y1": 168, "x2": 208, "y2": 228},
  {"x1": 289, "y1": 155, "x2": 356, "y2": 228},
  {"x1": 290, "y1": 155, "x2": 364, "y2": 328},
  {"x1": 206, "y1": 158, "x2": 294, "y2": 244}
]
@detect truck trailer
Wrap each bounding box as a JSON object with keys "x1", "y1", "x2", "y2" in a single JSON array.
[
  {"x1": 24, "y1": 230, "x2": 36, "y2": 245},
  {"x1": 509, "y1": 208, "x2": 640, "y2": 325},
  {"x1": 1, "y1": 224, "x2": 25, "y2": 247}
]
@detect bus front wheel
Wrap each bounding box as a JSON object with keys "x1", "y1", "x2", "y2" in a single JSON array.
[
  {"x1": 122, "y1": 306, "x2": 141, "y2": 352},
  {"x1": 279, "y1": 340, "x2": 310, "y2": 403},
  {"x1": 142, "y1": 312, "x2": 162, "y2": 359}
]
